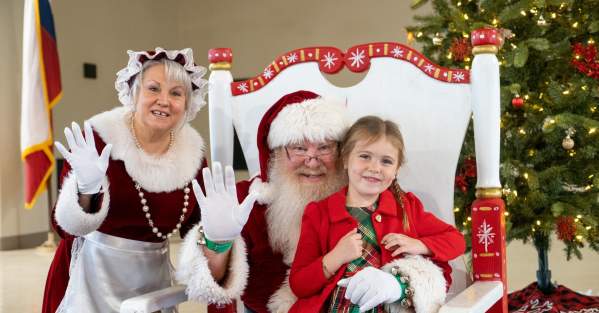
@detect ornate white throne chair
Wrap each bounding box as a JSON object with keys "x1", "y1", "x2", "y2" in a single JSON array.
[{"x1": 121, "y1": 27, "x2": 507, "y2": 313}]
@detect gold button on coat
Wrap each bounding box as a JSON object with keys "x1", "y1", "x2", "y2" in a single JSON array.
[{"x1": 375, "y1": 214, "x2": 382, "y2": 222}]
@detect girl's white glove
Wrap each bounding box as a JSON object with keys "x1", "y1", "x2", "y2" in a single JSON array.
[
  {"x1": 55, "y1": 122, "x2": 112, "y2": 194},
  {"x1": 192, "y1": 162, "x2": 257, "y2": 242},
  {"x1": 337, "y1": 266, "x2": 402, "y2": 312}
]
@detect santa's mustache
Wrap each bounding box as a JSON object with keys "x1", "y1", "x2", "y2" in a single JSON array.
[{"x1": 294, "y1": 165, "x2": 327, "y2": 176}]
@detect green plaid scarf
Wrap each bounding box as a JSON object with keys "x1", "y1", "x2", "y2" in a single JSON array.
[{"x1": 327, "y1": 202, "x2": 387, "y2": 313}]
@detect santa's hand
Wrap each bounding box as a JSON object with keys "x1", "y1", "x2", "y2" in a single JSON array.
[
  {"x1": 55, "y1": 121, "x2": 112, "y2": 194},
  {"x1": 337, "y1": 267, "x2": 402, "y2": 312},
  {"x1": 192, "y1": 162, "x2": 257, "y2": 242}
]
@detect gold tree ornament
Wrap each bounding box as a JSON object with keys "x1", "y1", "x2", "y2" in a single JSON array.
[
  {"x1": 500, "y1": 28, "x2": 515, "y2": 40},
  {"x1": 562, "y1": 136, "x2": 575, "y2": 150},
  {"x1": 406, "y1": 31, "x2": 415, "y2": 46},
  {"x1": 537, "y1": 15, "x2": 549, "y2": 26},
  {"x1": 562, "y1": 128, "x2": 576, "y2": 150},
  {"x1": 432, "y1": 33, "x2": 444, "y2": 46}
]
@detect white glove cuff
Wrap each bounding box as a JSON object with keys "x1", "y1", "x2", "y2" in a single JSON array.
[
  {"x1": 381, "y1": 255, "x2": 446, "y2": 313},
  {"x1": 55, "y1": 172, "x2": 110, "y2": 236},
  {"x1": 176, "y1": 223, "x2": 249, "y2": 305}
]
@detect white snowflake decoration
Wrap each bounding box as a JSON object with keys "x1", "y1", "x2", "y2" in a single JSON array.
[
  {"x1": 321, "y1": 52, "x2": 338, "y2": 69},
  {"x1": 453, "y1": 72, "x2": 465, "y2": 82},
  {"x1": 286, "y1": 53, "x2": 298, "y2": 63},
  {"x1": 477, "y1": 219, "x2": 495, "y2": 252},
  {"x1": 391, "y1": 46, "x2": 404, "y2": 58},
  {"x1": 348, "y1": 49, "x2": 366, "y2": 68},
  {"x1": 263, "y1": 67, "x2": 274, "y2": 79},
  {"x1": 237, "y1": 82, "x2": 249, "y2": 93},
  {"x1": 424, "y1": 64, "x2": 435, "y2": 73}
]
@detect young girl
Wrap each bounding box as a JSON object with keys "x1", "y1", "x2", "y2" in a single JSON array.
[{"x1": 289, "y1": 116, "x2": 466, "y2": 313}]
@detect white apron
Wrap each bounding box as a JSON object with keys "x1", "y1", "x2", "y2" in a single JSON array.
[{"x1": 57, "y1": 231, "x2": 175, "y2": 313}]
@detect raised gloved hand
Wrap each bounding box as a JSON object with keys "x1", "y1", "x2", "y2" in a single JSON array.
[
  {"x1": 55, "y1": 121, "x2": 112, "y2": 194},
  {"x1": 337, "y1": 267, "x2": 402, "y2": 312},
  {"x1": 192, "y1": 162, "x2": 258, "y2": 242}
]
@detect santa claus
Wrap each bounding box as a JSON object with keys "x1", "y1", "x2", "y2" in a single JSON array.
[{"x1": 177, "y1": 90, "x2": 349, "y2": 313}]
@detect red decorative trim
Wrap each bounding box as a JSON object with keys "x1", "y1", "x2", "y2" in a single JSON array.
[
  {"x1": 471, "y1": 197, "x2": 508, "y2": 313},
  {"x1": 344, "y1": 42, "x2": 470, "y2": 84},
  {"x1": 228, "y1": 43, "x2": 470, "y2": 96},
  {"x1": 208, "y1": 48, "x2": 233, "y2": 64},
  {"x1": 471, "y1": 27, "x2": 503, "y2": 47}
]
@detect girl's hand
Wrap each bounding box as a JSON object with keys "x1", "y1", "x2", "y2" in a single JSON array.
[
  {"x1": 323, "y1": 228, "x2": 363, "y2": 275},
  {"x1": 381, "y1": 233, "x2": 431, "y2": 257},
  {"x1": 332, "y1": 228, "x2": 363, "y2": 264}
]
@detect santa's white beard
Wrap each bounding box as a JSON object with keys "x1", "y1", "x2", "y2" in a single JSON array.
[{"x1": 265, "y1": 156, "x2": 345, "y2": 265}]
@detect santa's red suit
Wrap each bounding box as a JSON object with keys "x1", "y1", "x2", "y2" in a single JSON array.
[{"x1": 42, "y1": 107, "x2": 207, "y2": 313}]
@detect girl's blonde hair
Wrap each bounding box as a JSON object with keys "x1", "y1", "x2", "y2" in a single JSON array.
[{"x1": 340, "y1": 115, "x2": 410, "y2": 231}]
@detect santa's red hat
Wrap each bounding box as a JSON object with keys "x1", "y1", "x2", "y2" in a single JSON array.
[{"x1": 250, "y1": 90, "x2": 349, "y2": 204}]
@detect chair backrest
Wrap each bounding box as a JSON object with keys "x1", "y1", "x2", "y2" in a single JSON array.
[{"x1": 207, "y1": 32, "x2": 502, "y2": 299}]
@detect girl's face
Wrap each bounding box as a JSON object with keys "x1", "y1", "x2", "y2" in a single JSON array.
[
  {"x1": 345, "y1": 136, "x2": 400, "y2": 205},
  {"x1": 135, "y1": 64, "x2": 187, "y2": 133}
]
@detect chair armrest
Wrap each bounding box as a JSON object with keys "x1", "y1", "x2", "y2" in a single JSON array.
[
  {"x1": 120, "y1": 285, "x2": 188, "y2": 313},
  {"x1": 438, "y1": 281, "x2": 503, "y2": 313}
]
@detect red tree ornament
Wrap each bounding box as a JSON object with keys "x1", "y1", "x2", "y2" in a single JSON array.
[
  {"x1": 571, "y1": 43, "x2": 599, "y2": 80},
  {"x1": 556, "y1": 216, "x2": 576, "y2": 241},
  {"x1": 512, "y1": 96, "x2": 524, "y2": 108},
  {"x1": 463, "y1": 157, "x2": 477, "y2": 178},
  {"x1": 455, "y1": 174, "x2": 468, "y2": 193},
  {"x1": 450, "y1": 38, "x2": 472, "y2": 62},
  {"x1": 455, "y1": 156, "x2": 476, "y2": 193}
]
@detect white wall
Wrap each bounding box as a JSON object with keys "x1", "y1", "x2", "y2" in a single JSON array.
[{"x1": 175, "y1": 0, "x2": 424, "y2": 78}]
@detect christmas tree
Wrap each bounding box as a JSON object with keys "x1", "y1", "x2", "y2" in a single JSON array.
[{"x1": 407, "y1": 0, "x2": 599, "y2": 297}]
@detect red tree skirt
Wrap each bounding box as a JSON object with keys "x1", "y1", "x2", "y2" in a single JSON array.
[{"x1": 509, "y1": 282, "x2": 599, "y2": 312}]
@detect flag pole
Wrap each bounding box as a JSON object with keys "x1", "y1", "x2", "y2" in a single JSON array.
[
  {"x1": 36, "y1": 113, "x2": 57, "y2": 252},
  {"x1": 36, "y1": 179, "x2": 57, "y2": 252}
]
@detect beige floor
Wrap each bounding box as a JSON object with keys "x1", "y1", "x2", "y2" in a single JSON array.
[{"x1": 1, "y1": 236, "x2": 598, "y2": 312}]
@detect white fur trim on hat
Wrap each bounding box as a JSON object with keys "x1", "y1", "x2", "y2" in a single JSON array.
[
  {"x1": 114, "y1": 47, "x2": 208, "y2": 122},
  {"x1": 267, "y1": 97, "x2": 349, "y2": 149},
  {"x1": 88, "y1": 107, "x2": 205, "y2": 193},
  {"x1": 267, "y1": 270, "x2": 297, "y2": 313},
  {"x1": 176, "y1": 223, "x2": 248, "y2": 305},
  {"x1": 55, "y1": 172, "x2": 110, "y2": 236},
  {"x1": 381, "y1": 255, "x2": 447, "y2": 313},
  {"x1": 249, "y1": 176, "x2": 274, "y2": 205}
]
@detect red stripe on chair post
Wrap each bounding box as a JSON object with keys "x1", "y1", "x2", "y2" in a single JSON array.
[{"x1": 471, "y1": 195, "x2": 507, "y2": 313}]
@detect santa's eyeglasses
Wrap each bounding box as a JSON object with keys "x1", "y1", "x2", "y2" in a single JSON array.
[{"x1": 284, "y1": 141, "x2": 338, "y2": 163}]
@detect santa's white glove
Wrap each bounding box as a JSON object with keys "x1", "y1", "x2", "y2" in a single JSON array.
[
  {"x1": 337, "y1": 267, "x2": 402, "y2": 312},
  {"x1": 55, "y1": 121, "x2": 112, "y2": 194},
  {"x1": 192, "y1": 162, "x2": 258, "y2": 242}
]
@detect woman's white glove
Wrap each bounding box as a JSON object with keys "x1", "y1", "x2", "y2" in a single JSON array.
[
  {"x1": 55, "y1": 121, "x2": 112, "y2": 194},
  {"x1": 337, "y1": 267, "x2": 402, "y2": 312},
  {"x1": 192, "y1": 162, "x2": 258, "y2": 242}
]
